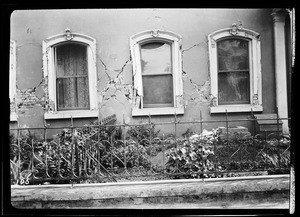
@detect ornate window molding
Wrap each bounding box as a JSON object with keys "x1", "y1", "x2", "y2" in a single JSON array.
[
  {"x1": 43, "y1": 29, "x2": 98, "y2": 119},
  {"x1": 208, "y1": 25, "x2": 263, "y2": 113},
  {"x1": 130, "y1": 29, "x2": 184, "y2": 116},
  {"x1": 10, "y1": 40, "x2": 18, "y2": 122}
]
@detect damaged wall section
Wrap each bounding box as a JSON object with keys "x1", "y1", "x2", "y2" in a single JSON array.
[{"x1": 10, "y1": 9, "x2": 277, "y2": 135}]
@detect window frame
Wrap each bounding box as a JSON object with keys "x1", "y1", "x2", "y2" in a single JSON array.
[
  {"x1": 140, "y1": 40, "x2": 174, "y2": 108},
  {"x1": 54, "y1": 42, "x2": 90, "y2": 111},
  {"x1": 130, "y1": 30, "x2": 184, "y2": 116},
  {"x1": 208, "y1": 27, "x2": 263, "y2": 113},
  {"x1": 10, "y1": 40, "x2": 18, "y2": 122},
  {"x1": 43, "y1": 31, "x2": 98, "y2": 119}
]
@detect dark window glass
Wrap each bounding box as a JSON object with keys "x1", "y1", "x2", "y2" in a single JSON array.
[
  {"x1": 141, "y1": 42, "x2": 173, "y2": 108},
  {"x1": 217, "y1": 38, "x2": 250, "y2": 105},
  {"x1": 55, "y1": 43, "x2": 89, "y2": 110}
]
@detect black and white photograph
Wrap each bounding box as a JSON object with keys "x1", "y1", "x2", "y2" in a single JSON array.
[{"x1": 2, "y1": 5, "x2": 296, "y2": 216}]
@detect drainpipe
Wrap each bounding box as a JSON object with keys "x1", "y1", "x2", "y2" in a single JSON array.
[{"x1": 271, "y1": 8, "x2": 289, "y2": 134}]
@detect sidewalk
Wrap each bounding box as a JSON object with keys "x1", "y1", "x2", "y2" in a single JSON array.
[{"x1": 11, "y1": 174, "x2": 290, "y2": 209}]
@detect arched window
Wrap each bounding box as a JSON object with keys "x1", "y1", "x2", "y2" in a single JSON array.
[
  {"x1": 43, "y1": 29, "x2": 98, "y2": 119},
  {"x1": 208, "y1": 24, "x2": 263, "y2": 113},
  {"x1": 55, "y1": 43, "x2": 90, "y2": 110},
  {"x1": 130, "y1": 30, "x2": 184, "y2": 116},
  {"x1": 217, "y1": 37, "x2": 250, "y2": 105}
]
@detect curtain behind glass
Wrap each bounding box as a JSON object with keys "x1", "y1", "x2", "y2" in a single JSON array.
[{"x1": 55, "y1": 43, "x2": 89, "y2": 110}]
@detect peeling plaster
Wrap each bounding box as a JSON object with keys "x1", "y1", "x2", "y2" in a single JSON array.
[
  {"x1": 11, "y1": 38, "x2": 214, "y2": 124},
  {"x1": 14, "y1": 76, "x2": 49, "y2": 114},
  {"x1": 181, "y1": 40, "x2": 212, "y2": 107},
  {"x1": 183, "y1": 75, "x2": 212, "y2": 104},
  {"x1": 97, "y1": 56, "x2": 135, "y2": 121}
]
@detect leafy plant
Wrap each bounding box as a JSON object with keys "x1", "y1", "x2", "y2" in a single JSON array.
[
  {"x1": 127, "y1": 123, "x2": 160, "y2": 146},
  {"x1": 10, "y1": 123, "x2": 291, "y2": 185},
  {"x1": 165, "y1": 129, "x2": 220, "y2": 179}
]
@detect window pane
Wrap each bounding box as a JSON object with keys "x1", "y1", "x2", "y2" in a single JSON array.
[
  {"x1": 57, "y1": 77, "x2": 77, "y2": 109},
  {"x1": 77, "y1": 77, "x2": 89, "y2": 108},
  {"x1": 56, "y1": 43, "x2": 88, "y2": 77},
  {"x1": 55, "y1": 43, "x2": 89, "y2": 110},
  {"x1": 217, "y1": 39, "x2": 249, "y2": 71},
  {"x1": 218, "y1": 71, "x2": 250, "y2": 105},
  {"x1": 142, "y1": 75, "x2": 173, "y2": 107},
  {"x1": 141, "y1": 42, "x2": 172, "y2": 75}
]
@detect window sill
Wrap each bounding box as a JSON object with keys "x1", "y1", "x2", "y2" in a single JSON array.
[
  {"x1": 10, "y1": 112, "x2": 18, "y2": 122},
  {"x1": 44, "y1": 110, "x2": 98, "y2": 120},
  {"x1": 132, "y1": 107, "x2": 184, "y2": 117},
  {"x1": 210, "y1": 105, "x2": 263, "y2": 114}
]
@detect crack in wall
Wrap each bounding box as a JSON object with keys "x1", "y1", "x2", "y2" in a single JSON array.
[
  {"x1": 181, "y1": 39, "x2": 212, "y2": 105},
  {"x1": 182, "y1": 41, "x2": 208, "y2": 53},
  {"x1": 12, "y1": 39, "x2": 213, "y2": 119},
  {"x1": 183, "y1": 71, "x2": 211, "y2": 103},
  {"x1": 14, "y1": 76, "x2": 48, "y2": 112},
  {"x1": 116, "y1": 58, "x2": 131, "y2": 78},
  {"x1": 98, "y1": 57, "x2": 134, "y2": 110}
]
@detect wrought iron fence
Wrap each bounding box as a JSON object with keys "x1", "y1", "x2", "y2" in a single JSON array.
[{"x1": 9, "y1": 111, "x2": 291, "y2": 185}]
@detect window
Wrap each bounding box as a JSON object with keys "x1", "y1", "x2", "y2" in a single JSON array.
[
  {"x1": 43, "y1": 29, "x2": 98, "y2": 119},
  {"x1": 55, "y1": 43, "x2": 90, "y2": 110},
  {"x1": 10, "y1": 40, "x2": 17, "y2": 121},
  {"x1": 208, "y1": 24, "x2": 263, "y2": 113},
  {"x1": 130, "y1": 30, "x2": 184, "y2": 116},
  {"x1": 217, "y1": 38, "x2": 250, "y2": 105},
  {"x1": 141, "y1": 42, "x2": 173, "y2": 108}
]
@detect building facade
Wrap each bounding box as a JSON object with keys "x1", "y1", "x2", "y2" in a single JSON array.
[{"x1": 9, "y1": 8, "x2": 293, "y2": 136}]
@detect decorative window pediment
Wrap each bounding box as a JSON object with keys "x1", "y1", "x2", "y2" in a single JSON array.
[
  {"x1": 130, "y1": 29, "x2": 184, "y2": 116},
  {"x1": 208, "y1": 24, "x2": 263, "y2": 113},
  {"x1": 43, "y1": 29, "x2": 98, "y2": 119}
]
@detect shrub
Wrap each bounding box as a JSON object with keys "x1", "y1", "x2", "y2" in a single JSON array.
[
  {"x1": 10, "y1": 122, "x2": 157, "y2": 184},
  {"x1": 127, "y1": 123, "x2": 160, "y2": 146},
  {"x1": 165, "y1": 129, "x2": 220, "y2": 179}
]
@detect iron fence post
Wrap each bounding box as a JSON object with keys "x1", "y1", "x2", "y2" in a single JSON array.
[
  {"x1": 110, "y1": 134, "x2": 114, "y2": 175},
  {"x1": 17, "y1": 127, "x2": 21, "y2": 184},
  {"x1": 174, "y1": 112, "x2": 178, "y2": 176},
  {"x1": 276, "y1": 107, "x2": 280, "y2": 140},
  {"x1": 162, "y1": 133, "x2": 165, "y2": 174},
  {"x1": 200, "y1": 110, "x2": 203, "y2": 139},
  {"x1": 264, "y1": 130, "x2": 268, "y2": 171},
  {"x1": 148, "y1": 113, "x2": 153, "y2": 174},
  {"x1": 30, "y1": 138, "x2": 35, "y2": 183},
  {"x1": 70, "y1": 116, "x2": 76, "y2": 182},
  {"x1": 123, "y1": 114, "x2": 127, "y2": 173},
  {"x1": 251, "y1": 108, "x2": 255, "y2": 158},
  {"x1": 43, "y1": 120, "x2": 49, "y2": 178},
  {"x1": 225, "y1": 109, "x2": 230, "y2": 166}
]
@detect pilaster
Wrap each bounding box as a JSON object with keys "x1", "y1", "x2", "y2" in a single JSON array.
[{"x1": 271, "y1": 9, "x2": 289, "y2": 134}]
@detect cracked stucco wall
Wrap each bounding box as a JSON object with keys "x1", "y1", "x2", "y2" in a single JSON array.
[{"x1": 10, "y1": 9, "x2": 276, "y2": 134}]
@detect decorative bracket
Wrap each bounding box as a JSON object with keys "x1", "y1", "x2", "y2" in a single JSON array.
[
  {"x1": 176, "y1": 95, "x2": 184, "y2": 108},
  {"x1": 229, "y1": 21, "x2": 243, "y2": 36},
  {"x1": 150, "y1": 29, "x2": 159, "y2": 37},
  {"x1": 210, "y1": 95, "x2": 218, "y2": 107},
  {"x1": 251, "y1": 93, "x2": 259, "y2": 106},
  {"x1": 64, "y1": 28, "x2": 74, "y2": 41}
]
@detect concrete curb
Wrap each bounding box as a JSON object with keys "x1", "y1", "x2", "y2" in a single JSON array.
[
  {"x1": 11, "y1": 174, "x2": 290, "y2": 189},
  {"x1": 11, "y1": 174, "x2": 290, "y2": 208}
]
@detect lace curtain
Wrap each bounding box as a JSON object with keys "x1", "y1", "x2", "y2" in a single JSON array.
[{"x1": 55, "y1": 43, "x2": 90, "y2": 110}]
